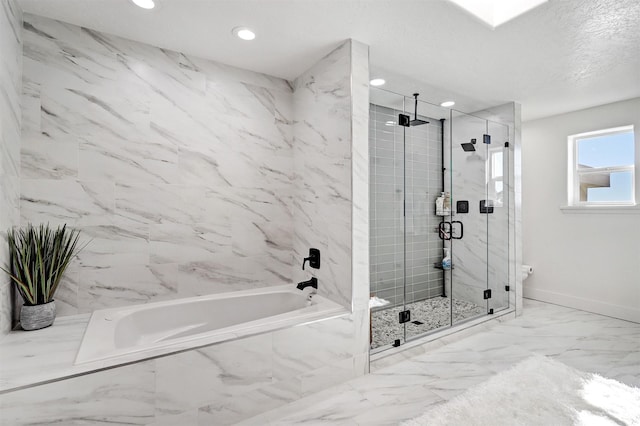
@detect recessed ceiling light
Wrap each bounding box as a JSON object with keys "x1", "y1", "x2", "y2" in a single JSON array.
[
  {"x1": 232, "y1": 27, "x2": 256, "y2": 41},
  {"x1": 440, "y1": 101, "x2": 456, "y2": 107},
  {"x1": 130, "y1": 0, "x2": 155, "y2": 9},
  {"x1": 447, "y1": 0, "x2": 548, "y2": 28},
  {"x1": 370, "y1": 78, "x2": 386, "y2": 87}
]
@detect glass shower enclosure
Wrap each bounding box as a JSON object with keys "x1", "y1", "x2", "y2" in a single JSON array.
[{"x1": 369, "y1": 89, "x2": 511, "y2": 351}]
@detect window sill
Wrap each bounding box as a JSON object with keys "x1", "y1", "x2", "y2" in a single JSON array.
[{"x1": 560, "y1": 205, "x2": 640, "y2": 214}]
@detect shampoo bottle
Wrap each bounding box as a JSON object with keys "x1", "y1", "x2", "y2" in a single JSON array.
[
  {"x1": 442, "y1": 248, "x2": 451, "y2": 270},
  {"x1": 436, "y1": 192, "x2": 445, "y2": 215},
  {"x1": 444, "y1": 192, "x2": 451, "y2": 214}
]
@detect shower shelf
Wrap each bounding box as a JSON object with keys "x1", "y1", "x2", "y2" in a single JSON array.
[{"x1": 433, "y1": 263, "x2": 454, "y2": 270}]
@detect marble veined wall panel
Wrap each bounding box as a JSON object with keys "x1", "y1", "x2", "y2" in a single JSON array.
[
  {"x1": 292, "y1": 41, "x2": 352, "y2": 308},
  {"x1": 350, "y1": 40, "x2": 370, "y2": 314},
  {"x1": 20, "y1": 14, "x2": 295, "y2": 314},
  {"x1": 0, "y1": 310, "x2": 369, "y2": 425},
  {"x1": 0, "y1": 0, "x2": 22, "y2": 335},
  {"x1": 3, "y1": 34, "x2": 371, "y2": 425}
]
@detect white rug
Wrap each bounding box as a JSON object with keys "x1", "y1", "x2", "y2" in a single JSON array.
[{"x1": 402, "y1": 355, "x2": 640, "y2": 426}]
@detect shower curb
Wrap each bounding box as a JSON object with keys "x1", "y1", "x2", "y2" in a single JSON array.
[{"x1": 369, "y1": 307, "x2": 515, "y2": 372}]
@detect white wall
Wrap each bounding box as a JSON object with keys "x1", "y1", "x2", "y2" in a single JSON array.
[
  {"x1": 522, "y1": 97, "x2": 640, "y2": 323},
  {"x1": 0, "y1": 0, "x2": 22, "y2": 335}
]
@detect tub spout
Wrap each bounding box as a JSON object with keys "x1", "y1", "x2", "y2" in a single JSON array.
[{"x1": 296, "y1": 277, "x2": 318, "y2": 291}]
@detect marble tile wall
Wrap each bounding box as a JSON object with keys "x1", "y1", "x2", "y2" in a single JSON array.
[
  {"x1": 291, "y1": 41, "x2": 353, "y2": 307},
  {"x1": 350, "y1": 39, "x2": 371, "y2": 314},
  {"x1": 0, "y1": 308, "x2": 369, "y2": 425},
  {"x1": 19, "y1": 14, "x2": 296, "y2": 315},
  {"x1": 3, "y1": 28, "x2": 371, "y2": 423},
  {"x1": 0, "y1": 0, "x2": 22, "y2": 335},
  {"x1": 512, "y1": 103, "x2": 523, "y2": 315}
]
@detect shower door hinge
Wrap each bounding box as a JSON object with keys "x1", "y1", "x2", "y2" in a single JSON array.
[
  {"x1": 504, "y1": 142, "x2": 510, "y2": 148},
  {"x1": 488, "y1": 308, "x2": 494, "y2": 315},
  {"x1": 505, "y1": 285, "x2": 510, "y2": 291},
  {"x1": 399, "y1": 310, "x2": 411, "y2": 324},
  {"x1": 483, "y1": 289, "x2": 492, "y2": 300}
]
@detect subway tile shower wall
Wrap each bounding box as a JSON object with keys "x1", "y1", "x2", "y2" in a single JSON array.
[{"x1": 369, "y1": 104, "x2": 443, "y2": 308}]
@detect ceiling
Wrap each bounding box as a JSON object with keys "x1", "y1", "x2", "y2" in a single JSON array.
[{"x1": 18, "y1": 0, "x2": 640, "y2": 121}]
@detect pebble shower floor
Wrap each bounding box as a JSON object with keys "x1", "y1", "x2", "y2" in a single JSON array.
[{"x1": 371, "y1": 297, "x2": 485, "y2": 349}]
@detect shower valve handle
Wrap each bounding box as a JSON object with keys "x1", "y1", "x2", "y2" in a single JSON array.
[{"x1": 302, "y1": 248, "x2": 321, "y2": 270}]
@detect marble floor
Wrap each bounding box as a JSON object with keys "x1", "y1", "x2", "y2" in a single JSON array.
[
  {"x1": 371, "y1": 297, "x2": 486, "y2": 349},
  {"x1": 238, "y1": 299, "x2": 640, "y2": 425}
]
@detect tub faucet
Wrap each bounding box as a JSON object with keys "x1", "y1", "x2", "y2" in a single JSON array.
[{"x1": 296, "y1": 277, "x2": 318, "y2": 291}]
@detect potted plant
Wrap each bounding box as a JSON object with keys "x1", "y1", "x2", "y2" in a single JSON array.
[{"x1": 1, "y1": 223, "x2": 84, "y2": 331}]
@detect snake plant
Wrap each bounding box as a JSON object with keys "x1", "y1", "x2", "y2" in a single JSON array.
[{"x1": 1, "y1": 224, "x2": 84, "y2": 305}]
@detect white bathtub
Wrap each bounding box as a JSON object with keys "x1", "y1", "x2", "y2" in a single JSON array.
[{"x1": 75, "y1": 285, "x2": 345, "y2": 365}]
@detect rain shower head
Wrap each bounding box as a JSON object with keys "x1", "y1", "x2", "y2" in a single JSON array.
[
  {"x1": 410, "y1": 118, "x2": 429, "y2": 126},
  {"x1": 461, "y1": 138, "x2": 476, "y2": 151},
  {"x1": 410, "y1": 93, "x2": 429, "y2": 127}
]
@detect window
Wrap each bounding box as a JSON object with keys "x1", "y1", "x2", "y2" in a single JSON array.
[
  {"x1": 488, "y1": 147, "x2": 504, "y2": 207},
  {"x1": 568, "y1": 125, "x2": 635, "y2": 206}
]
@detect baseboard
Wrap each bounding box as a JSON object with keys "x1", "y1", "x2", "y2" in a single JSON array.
[{"x1": 524, "y1": 287, "x2": 640, "y2": 323}]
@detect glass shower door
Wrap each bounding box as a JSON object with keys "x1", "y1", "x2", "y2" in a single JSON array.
[
  {"x1": 403, "y1": 98, "x2": 452, "y2": 342},
  {"x1": 369, "y1": 94, "x2": 407, "y2": 351},
  {"x1": 450, "y1": 111, "x2": 490, "y2": 324},
  {"x1": 486, "y1": 120, "x2": 510, "y2": 313},
  {"x1": 369, "y1": 87, "x2": 513, "y2": 352}
]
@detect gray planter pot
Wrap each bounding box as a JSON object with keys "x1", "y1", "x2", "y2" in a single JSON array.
[{"x1": 20, "y1": 301, "x2": 56, "y2": 331}]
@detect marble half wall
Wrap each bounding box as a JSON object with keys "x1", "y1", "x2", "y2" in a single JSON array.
[
  {"x1": 0, "y1": 309, "x2": 369, "y2": 425},
  {"x1": 19, "y1": 14, "x2": 296, "y2": 315},
  {"x1": 0, "y1": 0, "x2": 22, "y2": 335},
  {"x1": 292, "y1": 42, "x2": 351, "y2": 307}
]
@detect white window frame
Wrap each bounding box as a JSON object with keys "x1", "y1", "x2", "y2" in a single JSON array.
[
  {"x1": 567, "y1": 125, "x2": 635, "y2": 207},
  {"x1": 487, "y1": 147, "x2": 504, "y2": 207}
]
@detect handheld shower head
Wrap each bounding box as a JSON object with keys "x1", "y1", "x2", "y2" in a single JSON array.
[{"x1": 461, "y1": 138, "x2": 476, "y2": 152}]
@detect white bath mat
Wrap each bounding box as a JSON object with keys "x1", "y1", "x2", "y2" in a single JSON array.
[{"x1": 402, "y1": 355, "x2": 640, "y2": 426}]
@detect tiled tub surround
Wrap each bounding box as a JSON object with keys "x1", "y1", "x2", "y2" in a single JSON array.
[
  {"x1": 19, "y1": 13, "x2": 369, "y2": 317},
  {"x1": 2, "y1": 14, "x2": 371, "y2": 425},
  {"x1": 19, "y1": 13, "x2": 297, "y2": 315},
  {"x1": 0, "y1": 286, "x2": 346, "y2": 392},
  {"x1": 292, "y1": 41, "x2": 355, "y2": 308},
  {"x1": 0, "y1": 0, "x2": 22, "y2": 336},
  {"x1": 369, "y1": 104, "x2": 444, "y2": 307},
  {"x1": 0, "y1": 307, "x2": 366, "y2": 425}
]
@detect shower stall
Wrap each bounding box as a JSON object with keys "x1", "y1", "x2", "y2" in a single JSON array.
[{"x1": 369, "y1": 88, "x2": 512, "y2": 351}]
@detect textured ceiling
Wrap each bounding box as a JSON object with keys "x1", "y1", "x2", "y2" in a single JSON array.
[{"x1": 18, "y1": 0, "x2": 640, "y2": 120}]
